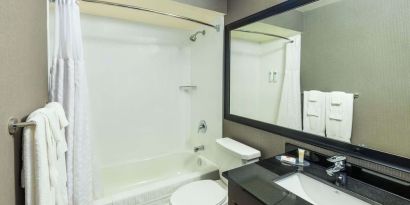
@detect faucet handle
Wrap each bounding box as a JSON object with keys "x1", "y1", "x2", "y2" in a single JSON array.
[
  {"x1": 327, "y1": 155, "x2": 346, "y2": 163},
  {"x1": 198, "y1": 120, "x2": 207, "y2": 133}
]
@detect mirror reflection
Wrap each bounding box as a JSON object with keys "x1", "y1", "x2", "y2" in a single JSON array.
[{"x1": 229, "y1": 0, "x2": 410, "y2": 158}]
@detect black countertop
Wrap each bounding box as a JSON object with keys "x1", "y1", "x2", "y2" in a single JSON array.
[{"x1": 223, "y1": 155, "x2": 410, "y2": 205}]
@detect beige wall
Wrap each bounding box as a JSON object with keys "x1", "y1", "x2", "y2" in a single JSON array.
[
  {"x1": 300, "y1": 0, "x2": 410, "y2": 158},
  {"x1": 173, "y1": 0, "x2": 227, "y2": 14},
  {"x1": 226, "y1": 0, "x2": 286, "y2": 24},
  {"x1": 0, "y1": 1, "x2": 48, "y2": 204}
]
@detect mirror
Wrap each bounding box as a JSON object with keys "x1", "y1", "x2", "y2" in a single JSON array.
[{"x1": 226, "y1": 0, "x2": 410, "y2": 159}]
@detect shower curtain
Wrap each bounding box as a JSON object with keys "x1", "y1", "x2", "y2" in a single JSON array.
[
  {"x1": 276, "y1": 35, "x2": 302, "y2": 130},
  {"x1": 49, "y1": 0, "x2": 94, "y2": 204}
]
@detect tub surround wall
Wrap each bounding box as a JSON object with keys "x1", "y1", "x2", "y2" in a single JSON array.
[
  {"x1": 81, "y1": 11, "x2": 224, "y2": 203},
  {"x1": 230, "y1": 39, "x2": 286, "y2": 124},
  {"x1": 189, "y1": 17, "x2": 225, "y2": 168},
  {"x1": 82, "y1": 14, "x2": 192, "y2": 167},
  {"x1": 81, "y1": 13, "x2": 224, "y2": 169},
  {"x1": 0, "y1": 1, "x2": 48, "y2": 205}
]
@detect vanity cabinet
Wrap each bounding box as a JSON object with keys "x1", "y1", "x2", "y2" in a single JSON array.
[{"x1": 228, "y1": 181, "x2": 264, "y2": 205}]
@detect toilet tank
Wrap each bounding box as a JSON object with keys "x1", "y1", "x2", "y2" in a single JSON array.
[{"x1": 216, "y1": 138, "x2": 261, "y2": 184}]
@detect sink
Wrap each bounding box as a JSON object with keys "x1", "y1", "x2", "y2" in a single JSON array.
[{"x1": 274, "y1": 173, "x2": 370, "y2": 205}]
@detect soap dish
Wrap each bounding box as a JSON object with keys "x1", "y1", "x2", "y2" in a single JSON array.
[{"x1": 275, "y1": 156, "x2": 310, "y2": 167}]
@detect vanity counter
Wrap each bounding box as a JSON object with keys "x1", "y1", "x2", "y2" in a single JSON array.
[{"x1": 223, "y1": 154, "x2": 410, "y2": 205}]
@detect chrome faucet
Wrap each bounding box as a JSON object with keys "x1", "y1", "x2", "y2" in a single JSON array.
[
  {"x1": 194, "y1": 145, "x2": 204, "y2": 152},
  {"x1": 326, "y1": 155, "x2": 347, "y2": 186}
]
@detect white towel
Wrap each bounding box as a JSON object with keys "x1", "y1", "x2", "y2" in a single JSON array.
[
  {"x1": 44, "y1": 103, "x2": 69, "y2": 205},
  {"x1": 330, "y1": 92, "x2": 342, "y2": 105},
  {"x1": 325, "y1": 92, "x2": 354, "y2": 143},
  {"x1": 303, "y1": 90, "x2": 326, "y2": 136},
  {"x1": 22, "y1": 109, "x2": 55, "y2": 205},
  {"x1": 22, "y1": 103, "x2": 69, "y2": 205}
]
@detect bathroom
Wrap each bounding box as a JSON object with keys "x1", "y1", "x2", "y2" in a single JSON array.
[{"x1": 1, "y1": 0, "x2": 409, "y2": 205}]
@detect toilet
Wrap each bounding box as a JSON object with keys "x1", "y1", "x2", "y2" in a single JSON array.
[{"x1": 170, "y1": 137, "x2": 261, "y2": 205}]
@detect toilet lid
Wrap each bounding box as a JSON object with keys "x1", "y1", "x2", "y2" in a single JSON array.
[{"x1": 170, "y1": 180, "x2": 227, "y2": 205}]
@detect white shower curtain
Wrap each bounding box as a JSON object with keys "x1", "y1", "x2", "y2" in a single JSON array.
[
  {"x1": 49, "y1": 1, "x2": 94, "y2": 204},
  {"x1": 276, "y1": 35, "x2": 302, "y2": 130}
]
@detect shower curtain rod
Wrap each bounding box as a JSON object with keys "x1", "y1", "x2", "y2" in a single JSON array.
[
  {"x1": 234, "y1": 29, "x2": 294, "y2": 43},
  {"x1": 50, "y1": 0, "x2": 220, "y2": 31}
]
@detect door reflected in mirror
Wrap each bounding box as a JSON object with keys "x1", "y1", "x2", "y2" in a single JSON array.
[{"x1": 228, "y1": 0, "x2": 410, "y2": 158}]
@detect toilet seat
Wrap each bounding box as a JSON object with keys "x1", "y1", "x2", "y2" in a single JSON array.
[{"x1": 170, "y1": 180, "x2": 227, "y2": 205}]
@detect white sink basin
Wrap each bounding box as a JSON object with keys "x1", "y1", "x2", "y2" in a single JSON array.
[{"x1": 274, "y1": 173, "x2": 371, "y2": 205}]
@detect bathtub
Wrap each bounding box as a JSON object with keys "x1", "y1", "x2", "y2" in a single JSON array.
[{"x1": 94, "y1": 152, "x2": 219, "y2": 205}]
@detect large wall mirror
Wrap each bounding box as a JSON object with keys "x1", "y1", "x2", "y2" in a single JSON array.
[{"x1": 225, "y1": 0, "x2": 410, "y2": 168}]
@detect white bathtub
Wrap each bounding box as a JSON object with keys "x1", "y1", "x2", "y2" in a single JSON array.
[{"x1": 94, "y1": 152, "x2": 219, "y2": 205}]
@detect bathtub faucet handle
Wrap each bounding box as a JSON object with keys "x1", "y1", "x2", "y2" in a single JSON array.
[
  {"x1": 194, "y1": 145, "x2": 205, "y2": 152},
  {"x1": 198, "y1": 120, "x2": 207, "y2": 133}
]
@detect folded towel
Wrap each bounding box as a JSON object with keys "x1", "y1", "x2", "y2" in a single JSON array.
[
  {"x1": 329, "y1": 112, "x2": 343, "y2": 121},
  {"x1": 303, "y1": 90, "x2": 326, "y2": 136},
  {"x1": 306, "y1": 102, "x2": 320, "y2": 117},
  {"x1": 325, "y1": 92, "x2": 354, "y2": 143},
  {"x1": 308, "y1": 91, "x2": 320, "y2": 102},
  {"x1": 330, "y1": 92, "x2": 343, "y2": 105}
]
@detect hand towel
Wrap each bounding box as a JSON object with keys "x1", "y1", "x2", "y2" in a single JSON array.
[
  {"x1": 325, "y1": 92, "x2": 354, "y2": 143},
  {"x1": 303, "y1": 90, "x2": 326, "y2": 136}
]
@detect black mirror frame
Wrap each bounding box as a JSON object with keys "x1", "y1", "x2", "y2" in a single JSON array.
[{"x1": 223, "y1": 0, "x2": 410, "y2": 173}]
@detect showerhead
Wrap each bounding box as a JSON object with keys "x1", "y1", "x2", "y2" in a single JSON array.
[{"x1": 190, "y1": 30, "x2": 206, "y2": 42}]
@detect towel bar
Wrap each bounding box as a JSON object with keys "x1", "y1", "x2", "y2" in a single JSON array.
[
  {"x1": 8, "y1": 118, "x2": 36, "y2": 135},
  {"x1": 302, "y1": 92, "x2": 359, "y2": 99}
]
